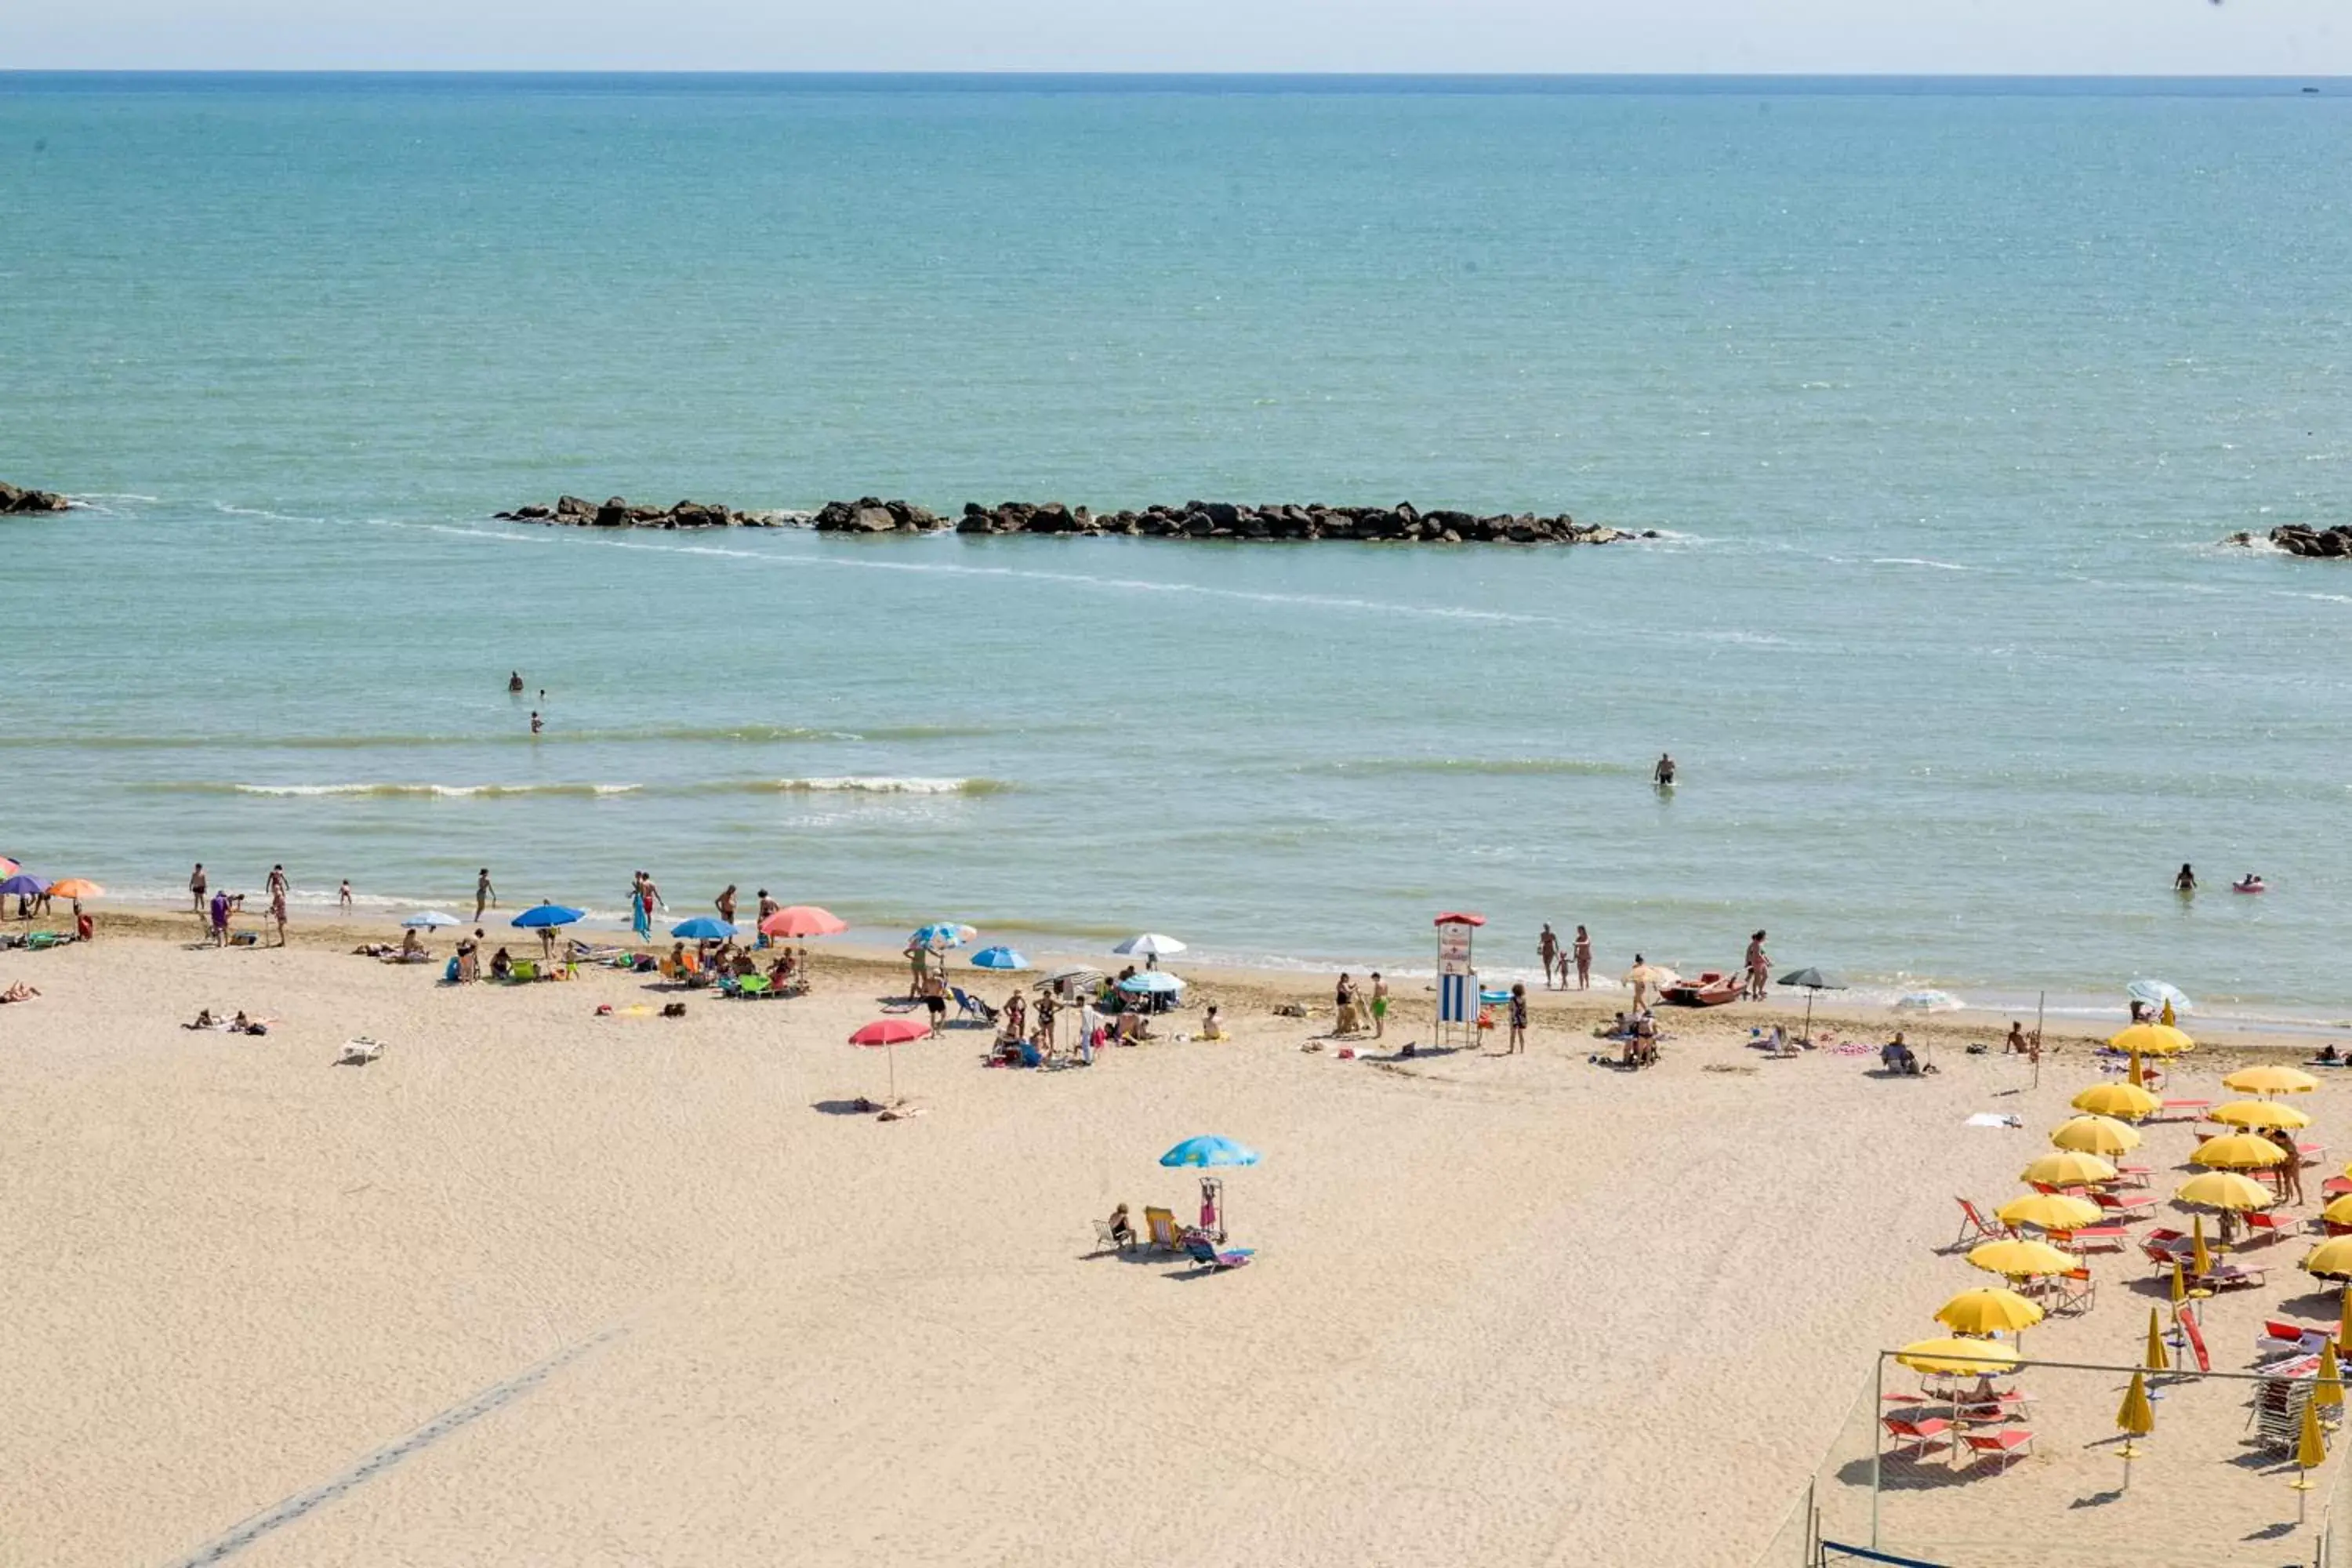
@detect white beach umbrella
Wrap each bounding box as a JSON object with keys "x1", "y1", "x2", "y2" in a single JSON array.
[
  {"x1": 2127, "y1": 978, "x2": 2194, "y2": 1014},
  {"x1": 1112, "y1": 934, "x2": 1187, "y2": 958},
  {"x1": 1893, "y1": 989, "x2": 1965, "y2": 1014}
]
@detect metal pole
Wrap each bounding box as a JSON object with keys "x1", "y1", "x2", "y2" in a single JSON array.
[
  {"x1": 1871, "y1": 1352, "x2": 1884, "y2": 1548},
  {"x1": 2033, "y1": 990, "x2": 2045, "y2": 1091}
]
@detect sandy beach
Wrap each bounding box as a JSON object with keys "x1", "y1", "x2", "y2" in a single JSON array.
[{"x1": 6, "y1": 909, "x2": 2349, "y2": 1566}]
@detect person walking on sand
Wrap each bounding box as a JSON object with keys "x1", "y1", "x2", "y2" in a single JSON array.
[
  {"x1": 338, "y1": 880, "x2": 353, "y2": 915},
  {"x1": 1744, "y1": 930, "x2": 1770, "y2": 1001},
  {"x1": 475, "y1": 867, "x2": 496, "y2": 920},
  {"x1": 1371, "y1": 972, "x2": 1389, "y2": 1038},
  {"x1": 1537, "y1": 924, "x2": 1559, "y2": 989},
  {"x1": 715, "y1": 884, "x2": 738, "y2": 926},
  {"x1": 189, "y1": 862, "x2": 208, "y2": 914},
  {"x1": 1653, "y1": 753, "x2": 1677, "y2": 788},
  {"x1": 269, "y1": 887, "x2": 289, "y2": 947},
  {"x1": 1573, "y1": 924, "x2": 1592, "y2": 990},
  {"x1": 1507, "y1": 982, "x2": 1528, "y2": 1054}
]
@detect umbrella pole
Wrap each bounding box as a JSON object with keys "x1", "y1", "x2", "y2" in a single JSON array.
[
  {"x1": 1802, "y1": 987, "x2": 1815, "y2": 1045},
  {"x1": 887, "y1": 1041, "x2": 898, "y2": 1106},
  {"x1": 2032, "y1": 990, "x2": 2044, "y2": 1091}
]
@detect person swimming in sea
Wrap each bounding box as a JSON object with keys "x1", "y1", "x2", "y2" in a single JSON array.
[
  {"x1": 508, "y1": 671, "x2": 524, "y2": 693},
  {"x1": 2175, "y1": 863, "x2": 2197, "y2": 892}
]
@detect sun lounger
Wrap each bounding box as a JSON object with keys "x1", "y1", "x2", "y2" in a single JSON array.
[
  {"x1": 950, "y1": 986, "x2": 996, "y2": 1025},
  {"x1": 2091, "y1": 1189, "x2": 2157, "y2": 1218},
  {"x1": 1143, "y1": 1206, "x2": 1182, "y2": 1250},
  {"x1": 2241, "y1": 1210, "x2": 2296, "y2": 1247},
  {"x1": 2194, "y1": 1261, "x2": 2267, "y2": 1293},
  {"x1": 2256, "y1": 1319, "x2": 2332, "y2": 1359},
  {"x1": 1953, "y1": 1197, "x2": 2009, "y2": 1250},
  {"x1": 2049, "y1": 1225, "x2": 2129, "y2": 1255},
  {"x1": 1961, "y1": 1428, "x2": 2034, "y2": 1471},
  {"x1": 2146, "y1": 1098, "x2": 2209, "y2": 1123},
  {"x1": 1881, "y1": 1415, "x2": 1953, "y2": 1460},
  {"x1": 2113, "y1": 1162, "x2": 2153, "y2": 1189},
  {"x1": 1180, "y1": 1232, "x2": 1254, "y2": 1271},
  {"x1": 336, "y1": 1037, "x2": 384, "y2": 1065},
  {"x1": 2179, "y1": 1305, "x2": 2212, "y2": 1373}
]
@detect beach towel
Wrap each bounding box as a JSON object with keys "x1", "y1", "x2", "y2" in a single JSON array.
[
  {"x1": 631, "y1": 892, "x2": 651, "y2": 943},
  {"x1": 1965, "y1": 1113, "x2": 2024, "y2": 1129}
]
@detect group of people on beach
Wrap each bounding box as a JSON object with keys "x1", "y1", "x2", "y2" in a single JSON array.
[{"x1": 1535, "y1": 924, "x2": 1594, "y2": 990}]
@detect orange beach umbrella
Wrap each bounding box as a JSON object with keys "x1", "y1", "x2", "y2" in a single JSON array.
[
  {"x1": 850, "y1": 1016, "x2": 927, "y2": 1105},
  {"x1": 46, "y1": 878, "x2": 103, "y2": 901},
  {"x1": 761, "y1": 905, "x2": 848, "y2": 939}
]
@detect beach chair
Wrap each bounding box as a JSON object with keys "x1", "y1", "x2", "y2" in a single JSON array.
[
  {"x1": 2091, "y1": 1189, "x2": 2157, "y2": 1219},
  {"x1": 1179, "y1": 1232, "x2": 1254, "y2": 1271},
  {"x1": 2195, "y1": 1261, "x2": 2267, "y2": 1293},
  {"x1": 2180, "y1": 1306, "x2": 2212, "y2": 1373},
  {"x1": 2113, "y1": 1162, "x2": 2154, "y2": 1189},
  {"x1": 1092, "y1": 1219, "x2": 1135, "y2": 1254},
  {"x1": 2256, "y1": 1319, "x2": 2331, "y2": 1360},
  {"x1": 2053, "y1": 1267, "x2": 2096, "y2": 1316},
  {"x1": 2049, "y1": 1225, "x2": 2128, "y2": 1256},
  {"x1": 510, "y1": 959, "x2": 540, "y2": 983},
  {"x1": 1952, "y1": 1198, "x2": 2008, "y2": 1250},
  {"x1": 1960, "y1": 1428, "x2": 2034, "y2": 1472},
  {"x1": 1143, "y1": 1206, "x2": 1182, "y2": 1251},
  {"x1": 2241, "y1": 1210, "x2": 2296, "y2": 1247},
  {"x1": 1880, "y1": 1415, "x2": 1952, "y2": 1461},
  {"x1": 950, "y1": 986, "x2": 996, "y2": 1025},
  {"x1": 336, "y1": 1037, "x2": 384, "y2": 1065}
]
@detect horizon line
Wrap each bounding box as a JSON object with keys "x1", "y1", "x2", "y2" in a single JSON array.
[{"x1": 2, "y1": 68, "x2": 2347, "y2": 80}]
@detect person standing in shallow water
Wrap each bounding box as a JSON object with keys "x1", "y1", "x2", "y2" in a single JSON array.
[
  {"x1": 1744, "y1": 930, "x2": 1770, "y2": 1000},
  {"x1": 2175, "y1": 863, "x2": 2198, "y2": 893},
  {"x1": 530, "y1": 710, "x2": 543, "y2": 735},
  {"x1": 1537, "y1": 924, "x2": 1559, "y2": 990},
  {"x1": 189, "y1": 862, "x2": 207, "y2": 915},
  {"x1": 1573, "y1": 924, "x2": 1592, "y2": 990},
  {"x1": 508, "y1": 671, "x2": 524, "y2": 693},
  {"x1": 1653, "y1": 753, "x2": 1677, "y2": 787},
  {"x1": 475, "y1": 867, "x2": 496, "y2": 920}
]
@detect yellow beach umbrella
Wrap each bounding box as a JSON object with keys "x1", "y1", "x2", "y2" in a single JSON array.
[
  {"x1": 2324, "y1": 1194, "x2": 2352, "y2": 1229},
  {"x1": 2115, "y1": 1369, "x2": 2154, "y2": 1489},
  {"x1": 1896, "y1": 1337, "x2": 2020, "y2": 1376},
  {"x1": 1998, "y1": 1192, "x2": 2103, "y2": 1232},
  {"x1": 2225, "y1": 1065, "x2": 2320, "y2": 1098},
  {"x1": 2213, "y1": 1099, "x2": 2313, "y2": 1132},
  {"x1": 2021, "y1": 1151, "x2": 2118, "y2": 1187},
  {"x1": 1935, "y1": 1287, "x2": 2045, "y2": 1337},
  {"x1": 2194, "y1": 1214, "x2": 2215, "y2": 1278},
  {"x1": 2297, "y1": 1398, "x2": 2328, "y2": 1517},
  {"x1": 1968, "y1": 1238, "x2": 2077, "y2": 1279},
  {"x1": 2072, "y1": 1082, "x2": 2160, "y2": 1120},
  {"x1": 2053, "y1": 1115, "x2": 2141, "y2": 1156},
  {"x1": 2170, "y1": 1260, "x2": 2187, "y2": 1307},
  {"x1": 2194, "y1": 1131, "x2": 2291, "y2": 1170},
  {"x1": 2144, "y1": 1306, "x2": 2170, "y2": 1373},
  {"x1": 2306, "y1": 1238, "x2": 2352, "y2": 1282},
  {"x1": 2111, "y1": 1022, "x2": 2194, "y2": 1087},
  {"x1": 2340, "y1": 1283, "x2": 2352, "y2": 1356},
  {"x1": 2321, "y1": 1341, "x2": 2345, "y2": 1417},
  {"x1": 2176, "y1": 1171, "x2": 2274, "y2": 1212}
]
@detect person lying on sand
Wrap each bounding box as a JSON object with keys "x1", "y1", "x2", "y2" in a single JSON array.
[{"x1": 0, "y1": 981, "x2": 38, "y2": 1004}]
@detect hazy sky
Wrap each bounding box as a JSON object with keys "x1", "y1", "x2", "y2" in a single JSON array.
[{"x1": 3, "y1": 0, "x2": 2346, "y2": 74}]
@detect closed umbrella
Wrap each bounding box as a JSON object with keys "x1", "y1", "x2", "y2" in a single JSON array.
[
  {"x1": 969, "y1": 946, "x2": 1029, "y2": 971},
  {"x1": 2144, "y1": 1306, "x2": 2170, "y2": 1374},
  {"x1": 850, "y1": 1017, "x2": 928, "y2": 1105},
  {"x1": 2071, "y1": 1083, "x2": 2159, "y2": 1120},
  {"x1": 760, "y1": 905, "x2": 847, "y2": 939},
  {"x1": 1776, "y1": 967, "x2": 1843, "y2": 1043},
  {"x1": 2052, "y1": 1115, "x2": 2140, "y2": 1156},
  {"x1": 2115, "y1": 1370, "x2": 2154, "y2": 1490}
]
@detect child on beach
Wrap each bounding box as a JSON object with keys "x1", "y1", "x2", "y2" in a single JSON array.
[
  {"x1": 1507, "y1": 982, "x2": 1528, "y2": 1054},
  {"x1": 1371, "y1": 973, "x2": 1388, "y2": 1037}
]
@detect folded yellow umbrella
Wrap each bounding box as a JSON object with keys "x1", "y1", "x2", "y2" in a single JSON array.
[
  {"x1": 2301, "y1": 1397, "x2": 2328, "y2": 1472},
  {"x1": 2213, "y1": 1099, "x2": 2313, "y2": 1131},
  {"x1": 2306, "y1": 1238, "x2": 2352, "y2": 1281},
  {"x1": 2194, "y1": 1214, "x2": 2214, "y2": 1277},
  {"x1": 2118, "y1": 1368, "x2": 2154, "y2": 1440},
  {"x1": 2053, "y1": 1115, "x2": 2141, "y2": 1156},
  {"x1": 2071, "y1": 1082, "x2": 2160, "y2": 1120},
  {"x1": 1997, "y1": 1192, "x2": 2103, "y2": 1231},
  {"x1": 2226, "y1": 1065, "x2": 2319, "y2": 1097},
  {"x1": 2194, "y1": 1131, "x2": 2292, "y2": 1170},
  {"x1": 2144, "y1": 1306, "x2": 2170, "y2": 1373},
  {"x1": 2021, "y1": 1150, "x2": 2118, "y2": 1186},
  {"x1": 2321, "y1": 1341, "x2": 2346, "y2": 1417},
  {"x1": 2176, "y1": 1171, "x2": 2274, "y2": 1212},
  {"x1": 1896, "y1": 1336, "x2": 2021, "y2": 1376},
  {"x1": 2341, "y1": 1283, "x2": 2352, "y2": 1356},
  {"x1": 2170, "y1": 1260, "x2": 2187, "y2": 1306},
  {"x1": 1968, "y1": 1238, "x2": 2077, "y2": 1279},
  {"x1": 1935, "y1": 1287, "x2": 2045, "y2": 1336}
]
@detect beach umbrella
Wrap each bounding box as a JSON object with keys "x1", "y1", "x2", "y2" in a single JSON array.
[
  {"x1": 2193, "y1": 1132, "x2": 2289, "y2": 1171},
  {"x1": 2225, "y1": 1065, "x2": 2320, "y2": 1098},
  {"x1": 1895, "y1": 1337, "x2": 2020, "y2": 1377},
  {"x1": 2071, "y1": 1082, "x2": 2160, "y2": 1120},
  {"x1": 968, "y1": 946, "x2": 1029, "y2": 971},
  {"x1": 2170, "y1": 1261, "x2": 2187, "y2": 1308},
  {"x1": 2296, "y1": 1397, "x2": 2328, "y2": 1519},
  {"x1": 1998, "y1": 1192, "x2": 2103, "y2": 1232},
  {"x1": 2324, "y1": 1194, "x2": 2352, "y2": 1229},
  {"x1": 2176, "y1": 1171, "x2": 2273, "y2": 1213},
  {"x1": 45, "y1": 878, "x2": 103, "y2": 900},
  {"x1": 2052, "y1": 1115, "x2": 2141, "y2": 1156},
  {"x1": 1777, "y1": 967, "x2": 1843, "y2": 1040},
  {"x1": 1967, "y1": 1238, "x2": 2076, "y2": 1280},
  {"x1": 850, "y1": 1016, "x2": 928, "y2": 1105},
  {"x1": 2215, "y1": 1099, "x2": 2313, "y2": 1131},
  {"x1": 510, "y1": 903, "x2": 584, "y2": 929},
  {"x1": 2115, "y1": 1370, "x2": 2154, "y2": 1490},
  {"x1": 1160, "y1": 1134, "x2": 1260, "y2": 1240},
  {"x1": 0, "y1": 873, "x2": 50, "y2": 897},
  {"x1": 2144, "y1": 1306, "x2": 2171, "y2": 1374},
  {"x1": 2194, "y1": 1216, "x2": 2214, "y2": 1278},
  {"x1": 401, "y1": 910, "x2": 463, "y2": 929},
  {"x1": 2127, "y1": 978, "x2": 2194, "y2": 1015},
  {"x1": 2306, "y1": 1238, "x2": 2352, "y2": 1282},
  {"x1": 1893, "y1": 989, "x2": 1964, "y2": 1014},
  {"x1": 2321, "y1": 1341, "x2": 2346, "y2": 1417},
  {"x1": 2341, "y1": 1283, "x2": 2352, "y2": 1356},
  {"x1": 1934, "y1": 1287, "x2": 2044, "y2": 1337},
  {"x1": 2111, "y1": 1021, "x2": 2193, "y2": 1088},
  {"x1": 670, "y1": 916, "x2": 736, "y2": 941},
  {"x1": 2022, "y1": 1151, "x2": 2118, "y2": 1187},
  {"x1": 1118, "y1": 972, "x2": 1184, "y2": 996},
  {"x1": 910, "y1": 922, "x2": 976, "y2": 950},
  {"x1": 1113, "y1": 933, "x2": 1187, "y2": 959},
  {"x1": 0, "y1": 857, "x2": 15, "y2": 877},
  {"x1": 1624, "y1": 962, "x2": 1679, "y2": 999},
  {"x1": 760, "y1": 905, "x2": 847, "y2": 939}
]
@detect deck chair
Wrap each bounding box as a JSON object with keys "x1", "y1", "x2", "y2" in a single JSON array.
[
  {"x1": 2053, "y1": 1267, "x2": 2096, "y2": 1316},
  {"x1": 1953, "y1": 1198, "x2": 2008, "y2": 1250},
  {"x1": 2050, "y1": 1225, "x2": 2128, "y2": 1255},
  {"x1": 951, "y1": 986, "x2": 996, "y2": 1025},
  {"x1": 1880, "y1": 1415, "x2": 1952, "y2": 1461},
  {"x1": 2092, "y1": 1189, "x2": 2157, "y2": 1218},
  {"x1": 1961, "y1": 1428, "x2": 2034, "y2": 1471},
  {"x1": 1143, "y1": 1206, "x2": 1182, "y2": 1250},
  {"x1": 2241, "y1": 1210, "x2": 2295, "y2": 1247},
  {"x1": 336, "y1": 1036, "x2": 385, "y2": 1065},
  {"x1": 1092, "y1": 1218, "x2": 1135, "y2": 1254},
  {"x1": 1180, "y1": 1232, "x2": 1254, "y2": 1271}
]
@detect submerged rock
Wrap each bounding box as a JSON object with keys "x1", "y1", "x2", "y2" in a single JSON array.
[{"x1": 0, "y1": 481, "x2": 71, "y2": 514}]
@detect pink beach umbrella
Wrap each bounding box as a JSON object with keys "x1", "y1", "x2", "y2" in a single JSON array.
[{"x1": 850, "y1": 1016, "x2": 928, "y2": 1105}]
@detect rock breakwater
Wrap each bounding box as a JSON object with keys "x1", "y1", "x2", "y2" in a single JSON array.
[{"x1": 1, "y1": 481, "x2": 71, "y2": 514}]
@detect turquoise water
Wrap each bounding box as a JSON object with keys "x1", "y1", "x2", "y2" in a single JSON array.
[{"x1": 5, "y1": 74, "x2": 2351, "y2": 1012}]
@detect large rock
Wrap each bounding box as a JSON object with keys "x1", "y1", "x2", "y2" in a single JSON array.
[
  {"x1": 2271, "y1": 524, "x2": 2352, "y2": 558},
  {"x1": 0, "y1": 482, "x2": 69, "y2": 514}
]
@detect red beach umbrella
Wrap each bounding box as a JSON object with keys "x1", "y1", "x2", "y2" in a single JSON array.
[
  {"x1": 851, "y1": 1016, "x2": 928, "y2": 1105},
  {"x1": 761, "y1": 905, "x2": 848, "y2": 939}
]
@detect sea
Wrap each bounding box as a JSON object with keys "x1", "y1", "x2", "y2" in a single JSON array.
[{"x1": 5, "y1": 73, "x2": 2350, "y2": 1022}]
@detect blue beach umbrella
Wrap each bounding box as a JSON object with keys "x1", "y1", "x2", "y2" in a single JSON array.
[
  {"x1": 910, "y1": 922, "x2": 976, "y2": 949},
  {"x1": 1160, "y1": 1134, "x2": 1261, "y2": 1169},
  {"x1": 510, "y1": 903, "x2": 585, "y2": 929},
  {"x1": 671, "y1": 916, "x2": 736, "y2": 941},
  {"x1": 970, "y1": 946, "x2": 1029, "y2": 971},
  {"x1": 0, "y1": 873, "x2": 50, "y2": 898},
  {"x1": 1119, "y1": 971, "x2": 1184, "y2": 995},
  {"x1": 402, "y1": 910, "x2": 463, "y2": 929}
]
